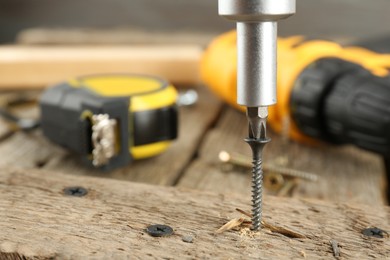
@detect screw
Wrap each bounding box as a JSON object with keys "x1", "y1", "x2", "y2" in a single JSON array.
[
  {"x1": 277, "y1": 179, "x2": 298, "y2": 197},
  {"x1": 63, "y1": 186, "x2": 88, "y2": 197},
  {"x1": 245, "y1": 137, "x2": 270, "y2": 231},
  {"x1": 219, "y1": 151, "x2": 318, "y2": 182},
  {"x1": 263, "y1": 172, "x2": 285, "y2": 191},
  {"x1": 362, "y1": 227, "x2": 389, "y2": 238},
  {"x1": 219, "y1": 150, "x2": 252, "y2": 169},
  {"x1": 265, "y1": 164, "x2": 318, "y2": 182},
  {"x1": 146, "y1": 224, "x2": 174, "y2": 237},
  {"x1": 221, "y1": 150, "x2": 285, "y2": 191}
]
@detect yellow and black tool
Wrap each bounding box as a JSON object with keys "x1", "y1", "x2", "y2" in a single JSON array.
[
  {"x1": 201, "y1": 31, "x2": 390, "y2": 154},
  {"x1": 202, "y1": 31, "x2": 390, "y2": 202},
  {"x1": 40, "y1": 74, "x2": 178, "y2": 170}
]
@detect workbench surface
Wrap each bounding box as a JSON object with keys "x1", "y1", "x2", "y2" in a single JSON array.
[
  {"x1": 0, "y1": 87, "x2": 389, "y2": 259},
  {"x1": 1, "y1": 168, "x2": 389, "y2": 259},
  {"x1": 0, "y1": 87, "x2": 386, "y2": 205},
  {"x1": 0, "y1": 0, "x2": 389, "y2": 206}
]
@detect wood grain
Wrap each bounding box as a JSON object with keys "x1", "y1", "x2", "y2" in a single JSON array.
[
  {"x1": 0, "y1": 45, "x2": 202, "y2": 89},
  {"x1": 0, "y1": 167, "x2": 389, "y2": 259},
  {"x1": 0, "y1": 87, "x2": 223, "y2": 186},
  {"x1": 178, "y1": 107, "x2": 387, "y2": 205}
]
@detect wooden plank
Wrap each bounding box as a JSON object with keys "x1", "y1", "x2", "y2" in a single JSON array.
[
  {"x1": 17, "y1": 28, "x2": 217, "y2": 46},
  {"x1": 0, "y1": 167, "x2": 389, "y2": 259},
  {"x1": 0, "y1": 87, "x2": 222, "y2": 186},
  {"x1": 178, "y1": 107, "x2": 387, "y2": 205},
  {"x1": 0, "y1": 45, "x2": 202, "y2": 89}
]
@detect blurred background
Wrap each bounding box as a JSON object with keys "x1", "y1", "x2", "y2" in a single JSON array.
[
  {"x1": 0, "y1": 0, "x2": 388, "y2": 206},
  {"x1": 1, "y1": 0, "x2": 390, "y2": 44}
]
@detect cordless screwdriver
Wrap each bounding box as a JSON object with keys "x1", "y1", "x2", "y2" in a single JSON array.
[
  {"x1": 201, "y1": 31, "x2": 390, "y2": 202},
  {"x1": 218, "y1": 0, "x2": 295, "y2": 230}
]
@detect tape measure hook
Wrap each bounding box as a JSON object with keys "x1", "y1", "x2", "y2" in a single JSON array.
[{"x1": 91, "y1": 114, "x2": 118, "y2": 167}]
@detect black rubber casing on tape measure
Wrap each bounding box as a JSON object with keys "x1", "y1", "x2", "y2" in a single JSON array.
[
  {"x1": 40, "y1": 83, "x2": 131, "y2": 170},
  {"x1": 40, "y1": 82, "x2": 178, "y2": 171}
]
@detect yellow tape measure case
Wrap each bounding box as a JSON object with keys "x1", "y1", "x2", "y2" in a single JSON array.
[{"x1": 40, "y1": 75, "x2": 179, "y2": 171}]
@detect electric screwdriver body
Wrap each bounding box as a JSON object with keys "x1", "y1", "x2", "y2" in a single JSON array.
[{"x1": 201, "y1": 31, "x2": 390, "y2": 157}]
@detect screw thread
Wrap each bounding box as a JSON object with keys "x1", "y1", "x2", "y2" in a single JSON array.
[
  {"x1": 251, "y1": 156, "x2": 263, "y2": 231},
  {"x1": 264, "y1": 164, "x2": 318, "y2": 182},
  {"x1": 245, "y1": 137, "x2": 269, "y2": 231}
]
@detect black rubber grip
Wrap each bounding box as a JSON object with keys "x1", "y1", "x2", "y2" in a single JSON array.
[
  {"x1": 324, "y1": 69, "x2": 390, "y2": 155},
  {"x1": 290, "y1": 58, "x2": 361, "y2": 142},
  {"x1": 291, "y1": 58, "x2": 390, "y2": 156}
]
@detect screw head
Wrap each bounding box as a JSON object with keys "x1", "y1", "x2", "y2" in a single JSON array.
[
  {"x1": 146, "y1": 224, "x2": 174, "y2": 237},
  {"x1": 63, "y1": 186, "x2": 88, "y2": 197},
  {"x1": 362, "y1": 227, "x2": 389, "y2": 238}
]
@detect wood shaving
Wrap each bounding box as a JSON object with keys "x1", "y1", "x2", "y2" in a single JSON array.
[
  {"x1": 261, "y1": 221, "x2": 306, "y2": 239},
  {"x1": 216, "y1": 208, "x2": 306, "y2": 239},
  {"x1": 219, "y1": 208, "x2": 307, "y2": 239},
  {"x1": 236, "y1": 208, "x2": 251, "y2": 218},
  {"x1": 236, "y1": 208, "x2": 306, "y2": 238},
  {"x1": 216, "y1": 218, "x2": 246, "y2": 234}
]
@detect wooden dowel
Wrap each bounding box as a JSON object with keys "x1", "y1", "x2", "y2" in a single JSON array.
[{"x1": 0, "y1": 45, "x2": 203, "y2": 89}]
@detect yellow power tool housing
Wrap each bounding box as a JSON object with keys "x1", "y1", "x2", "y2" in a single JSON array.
[{"x1": 201, "y1": 31, "x2": 390, "y2": 144}]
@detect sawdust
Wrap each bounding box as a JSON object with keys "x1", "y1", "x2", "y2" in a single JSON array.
[
  {"x1": 239, "y1": 227, "x2": 259, "y2": 239},
  {"x1": 215, "y1": 208, "x2": 306, "y2": 239}
]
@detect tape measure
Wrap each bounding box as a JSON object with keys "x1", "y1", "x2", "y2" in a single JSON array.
[{"x1": 40, "y1": 74, "x2": 178, "y2": 170}]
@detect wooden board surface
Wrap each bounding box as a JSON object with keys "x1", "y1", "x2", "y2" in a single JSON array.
[
  {"x1": 0, "y1": 88, "x2": 387, "y2": 206},
  {"x1": 178, "y1": 108, "x2": 387, "y2": 205},
  {"x1": 0, "y1": 168, "x2": 389, "y2": 259}
]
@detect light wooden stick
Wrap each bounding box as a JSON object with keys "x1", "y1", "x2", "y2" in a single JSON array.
[{"x1": 0, "y1": 45, "x2": 202, "y2": 89}]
